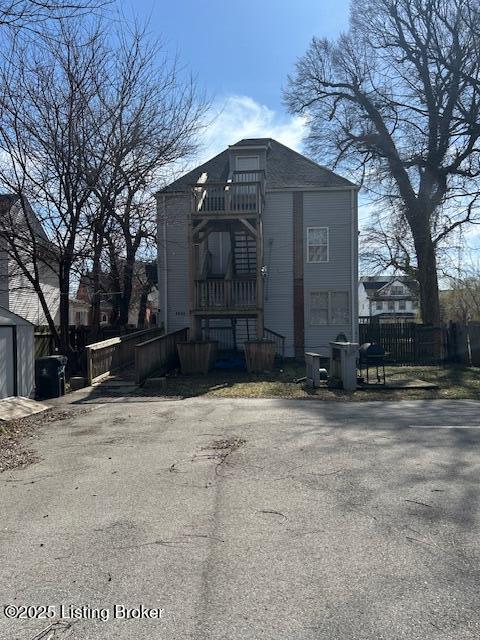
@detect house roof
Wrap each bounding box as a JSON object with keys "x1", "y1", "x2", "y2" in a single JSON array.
[
  {"x1": 0, "y1": 193, "x2": 49, "y2": 242},
  {"x1": 0, "y1": 303, "x2": 34, "y2": 326},
  {"x1": 159, "y1": 138, "x2": 356, "y2": 193},
  {"x1": 360, "y1": 276, "x2": 419, "y2": 298}
]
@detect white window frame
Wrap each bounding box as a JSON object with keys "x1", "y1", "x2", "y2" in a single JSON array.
[
  {"x1": 306, "y1": 226, "x2": 329, "y2": 263},
  {"x1": 309, "y1": 290, "x2": 350, "y2": 326},
  {"x1": 236, "y1": 155, "x2": 259, "y2": 171},
  {"x1": 375, "y1": 300, "x2": 383, "y2": 311}
]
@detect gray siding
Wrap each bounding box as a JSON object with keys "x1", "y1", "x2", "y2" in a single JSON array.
[
  {"x1": 263, "y1": 191, "x2": 295, "y2": 357},
  {"x1": 0, "y1": 245, "x2": 8, "y2": 309},
  {"x1": 303, "y1": 190, "x2": 357, "y2": 354},
  {"x1": 156, "y1": 187, "x2": 358, "y2": 354},
  {"x1": 158, "y1": 194, "x2": 190, "y2": 332},
  {"x1": 8, "y1": 263, "x2": 60, "y2": 325}
]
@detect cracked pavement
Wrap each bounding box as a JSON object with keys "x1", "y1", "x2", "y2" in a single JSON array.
[{"x1": 1, "y1": 397, "x2": 480, "y2": 639}]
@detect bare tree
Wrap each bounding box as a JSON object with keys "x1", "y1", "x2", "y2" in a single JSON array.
[
  {"x1": 0, "y1": 18, "x2": 206, "y2": 358},
  {"x1": 0, "y1": 22, "x2": 109, "y2": 352},
  {"x1": 89, "y1": 29, "x2": 206, "y2": 330},
  {"x1": 285, "y1": 0, "x2": 480, "y2": 324},
  {"x1": 0, "y1": 0, "x2": 110, "y2": 33}
]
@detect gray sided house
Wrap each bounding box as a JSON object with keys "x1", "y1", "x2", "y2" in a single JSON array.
[
  {"x1": 157, "y1": 139, "x2": 359, "y2": 358},
  {"x1": 0, "y1": 194, "x2": 60, "y2": 326}
]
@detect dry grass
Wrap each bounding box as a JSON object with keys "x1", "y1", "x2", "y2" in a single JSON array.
[{"x1": 146, "y1": 362, "x2": 480, "y2": 401}]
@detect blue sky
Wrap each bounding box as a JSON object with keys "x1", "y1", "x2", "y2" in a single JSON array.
[{"x1": 118, "y1": 0, "x2": 350, "y2": 158}]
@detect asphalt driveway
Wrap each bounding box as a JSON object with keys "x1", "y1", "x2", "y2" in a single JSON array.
[{"x1": 1, "y1": 397, "x2": 480, "y2": 639}]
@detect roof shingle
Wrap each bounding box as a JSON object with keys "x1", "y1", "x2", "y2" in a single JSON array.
[{"x1": 159, "y1": 138, "x2": 356, "y2": 193}]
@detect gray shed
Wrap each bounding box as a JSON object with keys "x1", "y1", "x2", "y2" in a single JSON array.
[{"x1": 0, "y1": 305, "x2": 34, "y2": 399}]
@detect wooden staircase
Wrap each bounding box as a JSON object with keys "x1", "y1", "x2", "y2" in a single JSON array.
[{"x1": 233, "y1": 231, "x2": 256, "y2": 275}]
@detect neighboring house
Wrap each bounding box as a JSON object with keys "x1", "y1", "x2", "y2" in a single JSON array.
[
  {"x1": 157, "y1": 138, "x2": 359, "y2": 357},
  {"x1": 76, "y1": 261, "x2": 158, "y2": 327},
  {"x1": 0, "y1": 194, "x2": 60, "y2": 326},
  {"x1": 69, "y1": 298, "x2": 91, "y2": 326},
  {"x1": 359, "y1": 276, "x2": 419, "y2": 322}
]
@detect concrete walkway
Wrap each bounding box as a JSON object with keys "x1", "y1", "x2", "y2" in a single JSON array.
[
  {"x1": 1, "y1": 397, "x2": 480, "y2": 639},
  {"x1": 0, "y1": 396, "x2": 49, "y2": 421}
]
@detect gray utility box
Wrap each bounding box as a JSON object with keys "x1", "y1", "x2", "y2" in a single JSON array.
[
  {"x1": 305, "y1": 352, "x2": 328, "y2": 387},
  {"x1": 305, "y1": 352, "x2": 322, "y2": 387},
  {"x1": 329, "y1": 342, "x2": 359, "y2": 391}
]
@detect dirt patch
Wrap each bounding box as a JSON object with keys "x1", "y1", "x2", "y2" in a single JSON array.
[
  {"x1": 0, "y1": 407, "x2": 94, "y2": 473},
  {"x1": 201, "y1": 437, "x2": 246, "y2": 470}
]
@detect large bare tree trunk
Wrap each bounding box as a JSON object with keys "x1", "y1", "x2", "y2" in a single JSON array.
[
  {"x1": 58, "y1": 261, "x2": 71, "y2": 355},
  {"x1": 409, "y1": 211, "x2": 441, "y2": 325},
  {"x1": 118, "y1": 249, "x2": 135, "y2": 327},
  {"x1": 415, "y1": 237, "x2": 441, "y2": 325},
  {"x1": 90, "y1": 225, "x2": 104, "y2": 340}
]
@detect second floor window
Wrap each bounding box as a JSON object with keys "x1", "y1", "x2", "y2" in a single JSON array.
[
  {"x1": 307, "y1": 227, "x2": 329, "y2": 263},
  {"x1": 391, "y1": 285, "x2": 404, "y2": 295},
  {"x1": 399, "y1": 300, "x2": 406, "y2": 310},
  {"x1": 376, "y1": 301, "x2": 383, "y2": 310},
  {"x1": 388, "y1": 300, "x2": 395, "y2": 311}
]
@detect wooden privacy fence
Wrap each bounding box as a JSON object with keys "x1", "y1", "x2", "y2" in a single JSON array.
[
  {"x1": 86, "y1": 326, "x2": 164, "y2": 385},
  {"x1": 34, "y1": 328, "x2": 56, "y2": 358},
  {"x1": 134, "y1": 328, "x2": 189, "y2": 385},
  {"x1": 34, "y1": 325, "x2": 142, "y2": 371},
  {"x1": 359, "y1": 320, "x2": 480, "y2": 366}
]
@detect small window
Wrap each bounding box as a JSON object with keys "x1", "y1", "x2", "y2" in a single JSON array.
[
  {"x1": 307, "y1": 227, "x2": 329, "y2": 263},
  {"x1": 310, "y1": 291, "x2": 329, "y2": 325},
  {"x1": 236, "y1": 156, "x2": 259, "y2": 171},
  {"x1": 391, "y1": 285, "x2": 404, "y2": 295},
  {"x1": 376, "y1": 301, "x2": 383, "y2": 311},
  {"x1": 388, "y1": 300, "x2": 395, "y2": 311},
  {"x1": 399, "y1": 300, "x2": 406, "y2": 311}
]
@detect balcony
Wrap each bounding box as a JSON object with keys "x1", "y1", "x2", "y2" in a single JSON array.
[
  {"x1": 194, "y1": 278, "x2": 257, "y2": 313},
  {"x1": 192, "y1": 171, "x2": 264, "y2": 218}
]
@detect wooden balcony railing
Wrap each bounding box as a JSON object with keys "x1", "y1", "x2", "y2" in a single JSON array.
[
  {"x1": 194, "y1": 279, "x2": 257, "y2": 311},
  {"x1": 192, "y1": 181, "x2": 262, "y2": 216}
]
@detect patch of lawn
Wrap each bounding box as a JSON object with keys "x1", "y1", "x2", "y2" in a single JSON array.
[{"x1": 147, "y1": 362, "x2": 480, "y2": 401}]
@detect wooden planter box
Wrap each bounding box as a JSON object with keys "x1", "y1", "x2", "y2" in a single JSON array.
[
  {"x1": 244, "y1": 340, "x2": 276, "y2": 373},
  {"x1": 177, "y1": 341, "x2": 217, "y2": 375}
]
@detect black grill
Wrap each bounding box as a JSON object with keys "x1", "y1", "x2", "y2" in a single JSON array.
[{"x1": 358, "y1": 342, "x2": 387, "y2": 384}]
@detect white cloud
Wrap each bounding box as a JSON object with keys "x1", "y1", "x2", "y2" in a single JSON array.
[
  {"x1": 198, "y1": 95, "x2": 307, "y2": 163},
  {"x1": 160, "y1": 95, "x2": 307, "y2": 186}
]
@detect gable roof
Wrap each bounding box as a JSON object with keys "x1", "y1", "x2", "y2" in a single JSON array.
[
  {"x1": 360, "y1": 276, "x2": 419, "y2": 297},
  {"x1": 0, "y1": 193, "x2": 48, "y2": 242},
  {"x1": 159, "y1": 138, "x2": 356, "y2": 193},
  {"x1": 0, "y1": 303, "x2": 34, "y2": 326}
]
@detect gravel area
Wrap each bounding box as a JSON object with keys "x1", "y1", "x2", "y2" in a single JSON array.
[{"x1": 0, "y1": 407, "x2": 94, "y2": 473}]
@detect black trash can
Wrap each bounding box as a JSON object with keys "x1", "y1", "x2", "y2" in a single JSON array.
[{"x1": 35, "y1": 355, "x2": 67, "y2": 399}]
